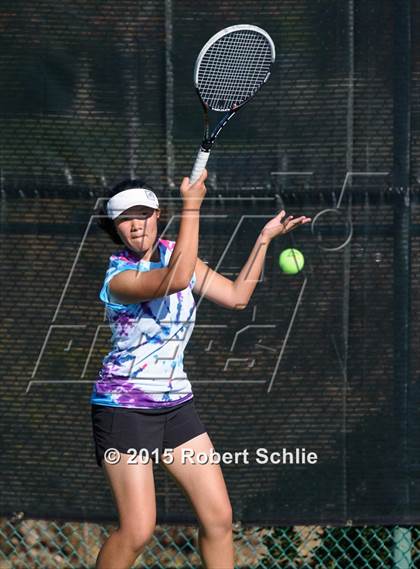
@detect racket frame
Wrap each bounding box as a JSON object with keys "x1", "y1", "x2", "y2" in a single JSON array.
[{"x1": 190, "y1": 24, "x2": 276, "y2": 182}]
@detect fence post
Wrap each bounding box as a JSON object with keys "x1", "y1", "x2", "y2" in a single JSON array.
[
  {"x1": 392, "y1": 0, "x2": 412, "y2": 564},
  {"x1": 392, "y1": 527, "x2": 412, "y2": 568}
]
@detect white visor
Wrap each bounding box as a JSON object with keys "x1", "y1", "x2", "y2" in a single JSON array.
[{"x1": 107, "y1": 188, "x2": 160, "y2": 220}]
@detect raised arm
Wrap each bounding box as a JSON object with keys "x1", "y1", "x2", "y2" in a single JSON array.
[
  {"x1": 166, "y1": 172, "x2": 206, "y2": 288},
  {"x1": 192, "y1": 210, "x2": 311, "y2": 309},
  {"x1": 109, "y1": 170, "x2": 207, "y2": 304}
]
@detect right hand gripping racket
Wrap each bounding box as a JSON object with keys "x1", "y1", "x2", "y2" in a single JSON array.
[{"x1": 190, "y1": 24, "x2": 276, "y2": 183}]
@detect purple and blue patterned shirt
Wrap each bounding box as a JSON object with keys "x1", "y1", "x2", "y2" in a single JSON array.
[{"x1": 91, "y1": 238, "x2": 197, "y2": 409}]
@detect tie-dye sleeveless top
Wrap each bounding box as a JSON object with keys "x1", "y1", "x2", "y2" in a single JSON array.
[{"x1": 91, "y1": 238, "x2": 197, "y2": 409}]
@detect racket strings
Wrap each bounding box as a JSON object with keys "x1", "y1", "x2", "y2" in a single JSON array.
[
  {"x1": 200, "y1": 35, "x2": 269, "y2": 99},
  {"x1": 197, "y1": 31, "x2": 273, "y2": 111}
]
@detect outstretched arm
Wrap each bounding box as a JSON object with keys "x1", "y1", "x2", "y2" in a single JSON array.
[{"x1": 192, "y1": 210, "x2": 311, "y2": 310}]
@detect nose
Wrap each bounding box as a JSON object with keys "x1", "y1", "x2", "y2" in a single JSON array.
[{"x1": 131, "y1": 217, "x2": 148, "y2": 234}]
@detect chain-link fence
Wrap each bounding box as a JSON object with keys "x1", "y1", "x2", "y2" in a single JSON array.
[{"x1": 1, "y1": 517, "x2": 418, "y2": 568}]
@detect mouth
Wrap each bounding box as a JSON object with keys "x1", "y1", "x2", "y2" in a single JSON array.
[{"x1": 132, "y1": 234, "x2": 146, "y2": 239}]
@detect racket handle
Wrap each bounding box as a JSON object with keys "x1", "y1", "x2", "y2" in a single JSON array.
[{"x1": 190, "y1": 148, "x2": 210, "y2": 184}]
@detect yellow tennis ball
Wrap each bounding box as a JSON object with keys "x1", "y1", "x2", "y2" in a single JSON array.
[{"x1": 279, "y1": 248, "x2": 304, "y2": 274}]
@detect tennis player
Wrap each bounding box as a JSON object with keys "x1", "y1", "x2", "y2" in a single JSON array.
[{"x1": 91, "y1": 169, "x2": 311, "y2": 569}]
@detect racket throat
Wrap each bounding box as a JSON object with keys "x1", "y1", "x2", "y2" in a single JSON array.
[
  {"x1": 201, "y1": 104, "x2": 211, "y2": 149},
  {"x1": 211, "y1": 110, "x2": 236, "y2": 143},
  {"x1": 201, "y1": 140, "x2": 212, "y2": 152}
]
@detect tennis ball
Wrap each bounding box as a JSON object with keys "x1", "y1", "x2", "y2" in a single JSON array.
[{"x1": 279, "y1": 248, "x2": 304, "y2": 274}]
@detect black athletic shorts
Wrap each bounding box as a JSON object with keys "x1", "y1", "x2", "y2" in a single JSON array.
[{"x1": 91, "y1": 397, "x2": 207, "y2": 468}]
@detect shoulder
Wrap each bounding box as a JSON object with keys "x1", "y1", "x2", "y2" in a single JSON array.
[
  {"x1": 103, "y1": 249, "x2": 139, "y2": 285},
  {"x1": 100, "y1": 249, "x2": 139, "y2": 308}
]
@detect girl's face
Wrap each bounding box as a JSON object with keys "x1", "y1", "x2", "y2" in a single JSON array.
[{"x1": 114, "y1": 205, "x2": 160, "y2": 258}]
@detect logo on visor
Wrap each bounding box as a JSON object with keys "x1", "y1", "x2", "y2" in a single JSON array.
[{"x1": 145, "y1": 190, "x2": 157, "y2": 204}]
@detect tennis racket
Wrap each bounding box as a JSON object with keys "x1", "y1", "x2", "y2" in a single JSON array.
[{"x1": 190, "y1": 24, "x2": 276, "y2": 183}]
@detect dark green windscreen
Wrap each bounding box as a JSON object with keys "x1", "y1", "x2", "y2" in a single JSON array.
[{"x1": 1, "y1": 0, "x2": 419, "y2": 525}]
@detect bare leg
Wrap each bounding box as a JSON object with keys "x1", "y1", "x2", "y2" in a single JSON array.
[
  {"x1": 95, "y1": 454, "x2": 156, "y2": 569},
  {"x1": 160, "y1": 433, "x2": 234, "y2": 569}
]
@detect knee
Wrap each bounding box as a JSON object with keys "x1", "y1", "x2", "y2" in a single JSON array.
[
  {"x1": 119, "y1": 524, "x2": 155, "y2": 553},
  {"x1": 200, "y1": 503, "x2": 233, "y2": 536}
]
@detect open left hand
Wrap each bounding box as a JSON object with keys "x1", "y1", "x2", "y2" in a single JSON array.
[{"x1": 261, "y1": 210, "x2": 311, "y2": 241}]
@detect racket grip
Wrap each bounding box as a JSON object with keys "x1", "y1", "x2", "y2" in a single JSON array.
[{"x1": 190, "y1": 148, "x2": 210, "y2": 184}]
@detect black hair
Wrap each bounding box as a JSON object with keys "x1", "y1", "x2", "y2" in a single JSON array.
[{"x1": 95, "y1": 178, "x2": 160, "y2": 245}]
